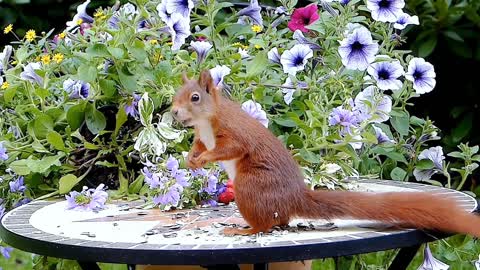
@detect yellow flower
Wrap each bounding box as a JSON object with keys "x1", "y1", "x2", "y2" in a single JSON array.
[
  {"x1": 41, "y1": 55, "x2": 51, "y2": 65},
  {"x1": 251, "y1": 25, "x2": 262, "y2": 33},
  {"x1": 166, "y1": 41, "x2": 173, "y2": 46},
  {"x1": 149, "y1": 39, "x2": 158, "y2": 45},
  {"x1": 153, "y1": 53, "x2": 163, "y2": 62},
  {"x1": 242, "y1": 45, "x2": 249, "y2": 50},
  {"x1": 35, "y1": 56, "x2": 41, "y2": 61},
  {"x1": 254, "y1": 44, "x2": 262, "y2": 49},
  {"x1": 53, "y1": 53, "x2": 64, "y2": 64},
  {"x1": 76, "y1": 19, "x2": 83, "y2": 25},
  {"x1": 25, "y1": 29, "x2": 36, "y2": 42},
  {"x1": 11, "y1": 60, "x2": 17, "y2": 65},
  {"x1": 58, "y1": 32, "x2": 66, "y2": 39},
  {"x1": 94, "y1": 10, "x2": 104, "y2": 18},
  {"x1": 3, "y1": 24, "x2": 13, "y2": 34},
  {"x1": 233, "y1": 42, "x2": 242, "y2": 47},
  {"x1": 1, "y1": 82, "x2": 9, "y2": 90}
]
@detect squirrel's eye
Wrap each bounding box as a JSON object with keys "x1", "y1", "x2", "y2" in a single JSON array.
[{"x1": 191, "y1": 93, "x2": 200, "y2": 103}]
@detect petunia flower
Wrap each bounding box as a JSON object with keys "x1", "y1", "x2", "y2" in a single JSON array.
[
  {"x1": 20, "y1": 62, "x2": 43, "y2": 85},
  {"x1": 157, "y1": 1, "x2": 173, "y2": 24},
  {"x1": 281, "y1": 77, "x2": 308, "y2": 105},
  {"x1": 293, "y1": 30, "x2": 321, "y2": 51},
  {"x1": 413, "y1": 146, "x2": 445, "y2": 181},
  {"x1": 373, "y1": 126, "x2": 395, "y2": 144},
  {"x1": 0, "y1": 246, "x2": 13, "y2": 259},
  {"x1": 165, "y1": 0, "x2": 194, "y2": 18},
  {"x1": 0, "y1": 45, "x2": 13, "y2": 73},
  {"x1": 474, "y1": 255, "x2": 480, "y2": 270},
  {"x1": 417, "y1": 244, "x2": 449, "y2": 270},
  {"x1": 367, "y1": 57, "x2": 404, "y2": 90},
  {"x1": 9, "y1": 176, "x2": 26, "y2": 193},
  {"x1": 287, "y1": 3, "x2": 319, "y2": 33},
  {"x1": 210, "y1": 65, "x2": 231, "y2": 87},
  {"x1": 280, "y1": 44, "x2": 313, "y2": 75},
  {"x1": 63, "y1": 78, "x2": 90, "y2": 100},
  {"x1": 354, "y1": 86, "x2": 392, "y2": 123},
  {"x1": 237, "y1": 0, "x2": 263, "y2": 26},
  {"x1": 241, "y1": 100, "x2": 269, "y2": 128},
  {"x1": 108, "y1": 3, "x2": 139, "y2": 29},
  {"x1": 0, "y1": 142, "x2": 8, "y2": 161},
  {"x1": 167, "y1": 13, "x2": 191, "y2": 51},
  {"x1": 267, "y1": 47, "x2": 281, "y2": 65},
  {"x1": 190, "y1": 41, "x2": 212, "y2": 64},
  {"x1": 66, "y1": 0, "x2": 94, "y2": 31},
  {"x1": 366, "y1": 0, "x2": 405, "y2": 23},
  {"x1": 338, "y1": 26, "x2": 379, "y2": 70},
  {"x1": 125, "y1": 93, "x2": 141, "y2": 118},
  {"x1": 275, "y1": 6, "x2": 288, "y2": 15},
  {"x1": 394, "y1": 12, "x2": 419, "y2": 30},
  {"x1": 405, "y1": 57, "x2": 436, "y2": 94},
  {"x1": 65, "y1": 184, "x2": 108, "y2": 211}
]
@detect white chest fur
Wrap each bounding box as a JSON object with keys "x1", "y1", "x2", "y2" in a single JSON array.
[
  {"x1": 222, "y1": 160, "x2": 237, "y2": 180},
  {"x1": 196, "y1": 119, "x2": 216, "y2": 150}
]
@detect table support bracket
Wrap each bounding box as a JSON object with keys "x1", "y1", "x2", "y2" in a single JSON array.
[
  {"x1": 78, "y1": 261, "x2": 101, "y2": 270},
  {"x1": 388, "y1": 244, "x2": 421, "y2": 270}
]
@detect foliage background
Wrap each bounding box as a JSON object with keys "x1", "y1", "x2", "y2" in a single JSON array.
[{"x1": 0, "y1": 0, "x2": 479, "y2": 269}]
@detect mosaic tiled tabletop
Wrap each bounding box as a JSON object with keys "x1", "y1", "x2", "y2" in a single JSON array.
[{"x1": 0, "y1": 179, "x2": 477, "y2": 265}]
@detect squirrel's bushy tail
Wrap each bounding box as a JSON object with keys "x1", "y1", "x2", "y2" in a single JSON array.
[{"x1": 299, "y1": 190, "x2": 480, "y2": 237}]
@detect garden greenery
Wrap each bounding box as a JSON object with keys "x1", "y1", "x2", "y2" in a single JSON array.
[{"x1": 1, "y1": 0, "x2": 480, "y2": 268}]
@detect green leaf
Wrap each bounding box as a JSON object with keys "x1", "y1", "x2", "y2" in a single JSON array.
[
  {"x1": 99, "y1": 79, "x2": 117, "y2": 98},
  {"x1": 95, "y1": 161, "x2": 118, "y2": 168},
  {"x1": 84, "y1": 142, "x2": 100, "y2": 150},
  {"x1": 305, "y1": 20, "x2": 325, "y2": 34},
  {"x1": 390, "y1": 167, "x2": 407, "y2": 181},
  {"x1": 77, "y1": 64, "x2": 97, "y2": 83},
  {"x1": 33, "y1": 114, "x2": 54, "y2": 139},
  {"x1": 9, "y1": 160, "x2": 31, "y2": 175},
  {"x1": 391, "y1": 113, "x2": 409, "y2": 136},
  {"x1": 273, "y1": 117, "x2": 297, "y2": 127},
  {"x1": 138, "y1": 93, "x2": 154, "y2": 126},
  {"x1": 471, "y1": 145, "x2": 479, "y2": 155},
  {"x1": 443, "y1": 31, "x2": 464, "y2": 42},
  {"x1": 108, "y1": 47, "x2": 125, "y2": 59},
  {"x1": 86, "y1": 44, "x2": 110, "y2": 58},
  {"x1": 4, "y1": 86, "x2": 17, "y2": 103},
  {"x1": 114, "y1": 106, "x2": 128, "y2": 138},
  {"x1": 30, "y1": 154, "x2": 64, "y2": 174},
  {"x1": 410, "y1": 116, "x2": 426, "y2": 126},
  {"x1": 59, "y1": 174, "x2": 80, "y2": 194},
  {"x1": 46, "y1": 131, "x2": 66, "y2": 151},
  {"x1": 32, "y1": 140, "x2": 50, "y2": 153},
  {"x1": 447, "y1": 151, "x2": 464, "y2": 159},
  {"x1": 385, "y1": 151, "x2": 408, "y2": 164},
  {"x1": 128, "y1": 175, "x2": 144, "y2": 194},
  {"x1": 472, "y1": 155, "x2": 480, "y2": 162},
  {"x1": 85, "y1": 103, "x2": 106, "y2": 134},
  {"x1": 246, "y1": 52, "x2": 268, "y2": 77},
  {"x1": 286, "y1": 134, "x2": 304, "y2": 148},
  {"x1": 67, "y1": 103, "x2": 86, "y2": 130},
  {"x1": 298, "y1": 149, "x2": 320, "y2": 164},
  {"x1": 128, "y1": 40, "x2": 148, "y2": 61},
  {"x1": 119, "y1": 171, "x2": 129, "y2": 194},
  {"x1": 418, "y1": 35, "x2": 437, "y2": 57},
  {"x1": 416, "y1": 159, "x2": 435, "y2": 170},
  {"x1": 225, "y1": 24, "x2": 252, "y2": 37},
  {"x1": 117, "y1": 65, "x2": 136, "y2": 93}
]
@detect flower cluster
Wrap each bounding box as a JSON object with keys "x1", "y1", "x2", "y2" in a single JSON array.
[{"x1": 65, "y1": 184, "x2": 108, "y2": 211}]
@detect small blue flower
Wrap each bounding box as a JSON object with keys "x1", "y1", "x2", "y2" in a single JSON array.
[
  {"x1": 0, "y1": 204, "x2": 5, "y2": 219},
  {"x1": 367, "y1": 58, "x2": 404, "y2": 90},
  {"x1": 328, "y1": 106, "x2": 360, "y2": 135},
  {"x1": 66, "y1": 0, "x2": 94, "y2": 31},
  {"x1": 153, "y1": 184, "x2": 183, "y2": 206},
  {"x1": 413, "y1": 146, "x2": 445, "y2": 181},
  {"x1": 63, "y1": 78, "x2": 90, "y2": 100},
  {"x1": 373, "y1": 126, "x2": 395, "y2": 144},
  {"x1": 190, "y1": 168, "x2": 208, "y2": 177},
  {"x1": 241, "y1": 100, "x2": 269, "y2": 128},
  {"x1": 394, "y1": 12, "x2": 419, "y2": 30},
  {"x1": 238, "y1": 48, "x2": 250, "y2": 59},
  {"x1": 190, "y1": 41, "x2": 213, "y2": 64},
  {"x1": 166, "y1": 156, "x2": 179, "y2": 172},
  {"x1": 124, "y1": 94, "x2": 141, "y2": 118},
  {"x1": 281, "y1": 77, "x2": 308, "y2": 105},
  {"x1": 293, "y1": 30, "x2": 321, "y2": 51},
  {"x1": 338, "y1": 26, "x2": 379, "y2": 70},
  {"x1": 366, "y1": 0, "x2": 405, "y2": 23},
  {"x1": 65, "y1": 184, "x2": 108, "y2": 211},
  {"x1": 167, "y1": 13, "x2": 191, "y2": 51},
  {"x1": 142, "y1": 167, "x2": 163, "y2": 189},
  {"x1": 280, "y1": 44, "x2": 313, "y2": 75},
  {"x1": 14, "y1": 198, "x2": 31, "y2": 208},
  {"x1": 0, "y1": 246, "x2": 13, "y2": 259},
  {"x1": 173, "y1": 169, "x2": 189, "y2": 187},
  {"x1": 203, "y1": 174, "x2": 218, "y2": 195},
  {"x1": 20, "y1": 62, "x2": 43, "y2": 85},
  {"x1": 165, "y1": 0, "x2": 194, "y2": 18},
  {"x1": 405, "y1": 57, "x2": 436, "y2": 94},
  {"x1": 9, "y1": 176, "x2": 26, "y2": 193},
  {"x1": 0, "y1": 142, "x2": 8, "y2": 161},
  {"x1": 354, "y1": 86, "x2": 392, "y2": 123},
  {"x1": 237, "y1": 0, "x2": 263, "y2": 26},
  {"x1": 267, "y1": 47, "x2": 281, "y2": 65},
  {"x1": 210, "y1": 65, "x2": 231, "y2": 87}
]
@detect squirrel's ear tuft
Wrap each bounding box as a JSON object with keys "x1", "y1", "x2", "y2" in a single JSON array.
[
  {"x1": 198, "y1": 70, "x2": 215, "y2": 94},
  {"x1": 181, "y1": 72, "x2": 190, "y2": 84}
]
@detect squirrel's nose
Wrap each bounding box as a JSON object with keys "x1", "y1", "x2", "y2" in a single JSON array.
[{"x1": 172, "y1": 108, "x2": 179, "y2": 117}]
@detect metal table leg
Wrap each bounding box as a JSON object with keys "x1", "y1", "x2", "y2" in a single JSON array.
[
  {"x1": 254, "y1": 263, "x2": 269, "y2": 270},
  {"x1": 203, "y1": 265, "x2": 241, "y2": 270},
  {"x1": 78, "y1": 261, "x2": 101, "y2": 270},
  {"x1": 388, "y1": 245, "x2": 421, "y2": 270},
  {"x1": 127, "y1": 264, "x2": 136, "y2": 270}
]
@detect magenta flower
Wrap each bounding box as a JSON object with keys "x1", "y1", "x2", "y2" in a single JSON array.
[{"x1": 287, "y1": 4, "x2": 320, "y2": 33}]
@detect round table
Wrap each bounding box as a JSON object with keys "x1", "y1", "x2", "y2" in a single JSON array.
[{"x1": 0, "y1": 179, "x2": 478, "y2": 270}]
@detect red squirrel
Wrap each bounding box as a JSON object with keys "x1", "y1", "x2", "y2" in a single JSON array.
[{"x1": 171, "y1": 70, "x2": 480, "y2": 237}]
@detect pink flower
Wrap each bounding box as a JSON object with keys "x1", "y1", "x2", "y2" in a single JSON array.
[{"x1": 287, "y1": 4, "x2": 320, "y2": 33}]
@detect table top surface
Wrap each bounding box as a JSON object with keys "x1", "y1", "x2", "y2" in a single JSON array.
[{"x1": 0, "y1": 179, "x2": 477, "y2": 265}]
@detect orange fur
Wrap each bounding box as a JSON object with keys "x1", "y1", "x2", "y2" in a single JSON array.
[{"x1": 171, "y1": 70, "x2": 480, "y2": 237}]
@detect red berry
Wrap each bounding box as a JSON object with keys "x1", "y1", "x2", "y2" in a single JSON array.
[
  {"x1": 218, "y1": 189, "x2": 235, "y2": 204},
  {"x1": 226, "y1": 179, "x2": 234, "y2": 188}
]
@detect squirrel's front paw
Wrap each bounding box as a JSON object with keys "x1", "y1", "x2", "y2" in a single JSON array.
[{"x1": 187, "y1": 154, "x2": 207, "y2": 169}]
